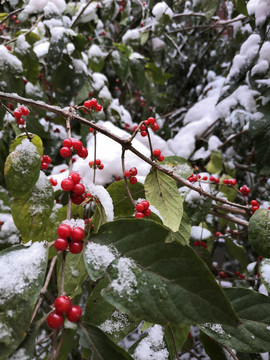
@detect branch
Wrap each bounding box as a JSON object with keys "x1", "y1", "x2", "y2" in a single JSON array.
[
  {"x1": 0, "y1": 92, "x2": 250, "y2": 213},
  {"x1": 71, "y1": 0, "x2": 94, "y2": 28},
  {"x1": 168, "y1": 326, "x2": 180, "y2": 360},
  {"x1": 31, "y1": 255, "x2": 58, "y2": 324},
  {"x1": 209, "y1": 210, "x2": 248, "y2": 228},
  {"x1": 0, "y1": 8, "x2": 23, "y2": 25}
]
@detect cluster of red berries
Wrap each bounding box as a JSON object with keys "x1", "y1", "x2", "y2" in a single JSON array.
[
  {"x1": 118, "y1": 0, "x2": 126, "y2": 11},
  {"x1": 46, "y1": 295, "x2": 82, "y2": 329},
  {"x1": 223, "y1": 178, "x2": 237, "y2": 186},
  {"x1": 153, "y1": 149, "x2": 164, "y2": 162},
  {"x1": 11, "y1": 14, "x2": 20, "y2": 25},
  {"x1": 235, "y1": 271, "x2": 245, "y2": 279},
  {"x1": 124, "y1": 167, "x2": 138, "y2": 185},
  {"x1": 54, "y1": 223, "x2": 85, "y2": 254},
  {"x1": 0, "y1": 23, "x2": 6, "y2": 34},
  {"x1": 61, "y1": 172, "x2": 86, "y2": 205},
  {"x1": 60, "y1": 138, "x2": 88, "y2": 159},
  {"x1": 218, "y1": 271, "x2": 228, "y2": 279},
  {"x1": 239, "y1": 185, "x2": 250, "y2": 197},
  {"x1": 193, "y1": 240, "x2": 208, "y2": 248},
  {"x1": 83, "y1": 98, "x2": 103, "y2": 112},
  {"x1": 133, "y1": 117, "x2": 159, "y2": 137},
  {"x1": 135, "y1": 200, "x2": 151, "y2": 218},
  {"x1": 13, "y1": 105, "x2": 30, "y2": 126},
  {"x1": 89, "y1": 159, "x2": 104, "y2": 170},
  {"x1": 250, "y1": 199, "x2": 260, "y2": 213},
  {"x1": 41, "y1": 155, "x2": 52, "y2": 170}
]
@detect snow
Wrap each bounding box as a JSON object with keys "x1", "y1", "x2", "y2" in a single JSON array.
[
  {"x1": 133, "y1": 325, "x2": 169, "y2": 360},
  {"x1": 62, "y1": 218, "x2": 85, "y2": 229},
  {"x1": 110, "y1": 257, "x2": 138, "y2": 298},
  {"x1": 0, "y1": 213, "x2": 20, "y2": 246},
  {"x1": 84, "y1": 242, "x2": 118, "y2": 272},
  {"x1": 247, "y1": 0, "x2": 270, "y2": 26},
  {"x1": 122, "y1": 29, "x2": 140, "y2": 44},
  {"x1": 44, "y1": 1, "x2": 61, "y2": 17},
  {"x1": 7, "y1": 348, "x2": 30, "y2": 360},
  {"x1": 25, "y1": 82, "x2": 44, "y2": 98},
  {"x1": 227, "y1": 34, "x2": 261, "y2": 80},
  {"x1": 99, "y1": 310, "x2": 130, "y2": 334},
  {"x1": 71, "y1": 2, "x2": 98, "y2": 24},
  {"x1": 88, "y1": 44, "x2": 105, "y2": 59},
  {"x1": 16, "y1": 35, "x2": 30, "y2": 55},
  {"x1": 190, "y1": 226, "x2": 211, "y2": 240},
  {"x1": 260, "y1": 258, "x2": 270, "y2": 288},
  {"x1": 11, "y1": 139, "x2": 40, "y2": 175},
  {"x1": 86, "y1": 183, "x2": 114, "y2": 221},
  {"x1": 152, "y1": 2, "x2": 173, "y2": 20},
  {"x1": 91, "y1": 73, "x2": 108, "y2": 91},
  {"x1": 0, "y1": 242, "x2": 47, "y2": 304},
  {"x1": 0, "y1": 45, "x2": 22, "y2": 72},
  {"x1": 24, "y1": 0, "x2": 66, "y2": 13},
  {"x1": 34, "y1": 40, "x2": 50, "y2": 57},
  {"x1": 28, "y1": 172, "x2": 51, "y2": 216}
]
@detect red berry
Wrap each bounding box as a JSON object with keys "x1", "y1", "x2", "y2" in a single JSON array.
[
  {"x1": 72, "y1": 183, "x2": 85, "y2": 196},
  {"x1": 69, "y1": 172, "x2": 81, "y2": 185},
  {"x1": 54, "y1": 296, "x2": 72, "y2": 314},
  {"x1": 99, "y1": 164, "x2": 104, "y2": 170},
  {"x1": 89, "y1": 161, "x2": 94, "y2": 167},
  {"x1": 218, "y1": 271, "x2": 227, "y2": 279},
  {"x1": 148, "y1": 117, "x2": 155, "y2": 124},
  {"x1": 49, "y1": 178, "x2": 57, "y2": 186},
  {"x1": 152, "y1": 123, "x2": 159, "y2": 132},
  {"x1": 66, "y1": 305, "x2": 82, "y2": 322},
  {"x1": 95, "y1": 159, "x2": 101, "y2": 166},
  {"x1": 124, "y1": 170, "x2": 131, "y2": 178},
  {"x1": 135, "y1": 212, "x2": 144, "y2": 218},
  {"x1": 84, "y1": 100, "x2": 92, "y2": 109},
  {"x1": 95, "y1": 104, "x2": 103, "y2": 112},
  {"x1": 61, "y1": 178, "x2": 75, "y2": 192},
  {"x1": 20, "y1": 106, "x2": 29, "y2": 116},
  {"x1": 15, "y1": 20, "x2": 20, "y2": 24},
  {"x1": 223, "y1": 179, "x2": 229, "y2": 184},
  {"x1": 158, "y1": 155, "x2": 164, "y2": 162},
  {"x1": 202, "y1": 176, "x2": 208, "y2": 181},
  {"x1": 69, "y1": 241, "x2": 83, "y2": 254},
  {"x1": 251, "y1": 200, "x2": 258, "y2": 206},
  {"x1": 153, "y1": 149, "x2": 161, "y2": 157},
  {"x1": 71, "y1": 194, "x2": 85, "y2": 205},
  {"x1": 141, "y1": 200, "x2": 150, "y2": 209},
  {"x1": 144, "y1": 208, "x2": 151, "y2": 217},
  {"x1": 5, "y1": 45, "x2": 12, "y2": 51},
  {"x1": 60, "y1": 147, "x2": 72, "y2": 158},
  {"x1": 71, "y1": 227, "x2": 85, "y2": 242},
  {"x1": 252, "y1": 205, "x2": 259, "y2": 212},
  {"x1": 41, "y1": 162, "x2": 48, "y2": 170},
  {"x1": 42, "y1": 155, "x2": 52, "y2": 164},
  {"x1": 54, "y1": 238, "x2": 69, "y2": 251},
  {"x1": 46, "y1": 311, "x2": 64, "y2": 329},
  {"x1": 13, "y1": 108, "x2": 22, "y2": 120},
  {"x1": 72, "y1": 139, "x2": 83, "y2": 151},
  {"x1": 136, "y1": 203, "x2": 145, "y2": 212},
  {"x1": 88, "y1": 99, "x2": 98, "y2": 108},
  {"x1": 130, "y1": 167, "x2": 137, "y2": 176},
  {"x1": 215, "y1": 232, "x2": 222, "y2": 237},
  {"x1": 77, "y1": 146, "x2": 88, "y2": 159},
  {"x1": 63, "y1": 138, "x2": 73, "y2": 148},
  {"x1": 12, "y1": 15, "x2": 17, "y2": 20},
  {"x1": 141, "y1": 131, "x2": 147, "y2": 137},
  {"x1": 129, "y1": 176, "x2": 137, "y2": 185},
  {"x1": 231, "y1": 179, "x2": 237, "y2": 186},
  {"x1": 57, "y1": 224, "x2": 72, "y2": 238},
  {"x1": 140, "y1": 124, "x2": 147, "y2": 131}
]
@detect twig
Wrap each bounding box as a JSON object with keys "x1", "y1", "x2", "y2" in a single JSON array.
[
  {"x1": 168, "y1": 326, "x2": 180, "y2": 360},
  {"x1": 0, "y1": 92, "x2": 250, "y2": 213},
  {"x1": 221, "y1": 345, "x2": 239, "y2": 360},
  {"x1": 177, "y1": 26, "x2": 227, "y2": 98},
  {"x1": 5, "y1": 14, "x2": 44, "y2": 45},
  {"x1": 60, "y1": 251, "x2": 66, "y2": 295},
  {"x1": 209, "y1": 210, "x2": 248, "y2": 228},
  {"x1": 211, "y1": 203, "x2": 248, "y2": 216},
  {"x1": 53, "y1": 330, "x2": 66, "y2": 360},
  {"x1": 31, "y1": 255, "x2": 58, "y2": 324},
  {"x1": 165, "y1": 33, "x2": 187, "y2": 60},
  {"x1": 71, "y1": 0, "x2": 94, "y2": 28},
  {"x1": 121, "y1": 148, "x2": 136, "y2": 208},
  {"x1": 218, "y1": 130, "x2": 248, "y2": 149},
  {"x1": 79, "y1": 322, "x2": 103, "y2": 359},
  {"x1": 0, "y1": 8, "x2": 23, "y2": 25}
]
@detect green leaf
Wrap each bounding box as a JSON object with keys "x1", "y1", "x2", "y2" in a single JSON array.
[
  {"x1": 9, "y1": 133, "x2": 43, "y2": 156},
  {"x1": 200, "y1": 287, "x2": 270, "y2": 353},
  {"x1": 113, "y1": 42, "x2": 132, "y2": 58},
  {"x1": 15, "y1": 47, "x2": 39, "y2": 84},
  {"x1": 233, "y1": 0, "x2": 249, "y2": 16},
  {"x1": 76, "y1": 81, "x2": 93, "y2": 105},
  {"x1": 25, "y1": 31, "x2": 40, "y2": 45},
  {"x1": 57, "y1": 252, "x2": 88, "y2": 298},
  {"x1": 200, "y1": 331, "x2": 227, "y2": 360},
  {"x1": 0, "y1": 242, "x2": 48, "y2": 359},
  {"x1": 111, "y1": 50, "x2": 129, "y2": 83},
  {"x1": 48, "y1": 35, "x2": 68, "y2": 71},
  {"x1": 84, "y1": 277, "x2": 115, "y2": 325},
  {"x1": 6, "y1": 325, "x2": 38, "y2": 360},
  {"x1": 91, "y1": 219, "x2": 239, "y2": 326},
  {"x1": 145, "y1": 168, "x2": 183, "y2": 231},
  {"x1": 206, "y1": 151, "x2": 223, "y2": 175},
  {"x1": 78, "y1": 323, "x2": 133, "y2": 360},
  {"x1": 248, "y1": 208, "x2": 270, "y2": 257},
  {"x1": 11, "y1": 172, "x2": 54, "y2": 243},
  {"x1": 130, "y1": 58, "x2": 146, "y2": 89},
  {"x1": 140, "y1": 32, "x2": 149, "y2": 46},
  {"x1": 55, "y1": 329, "x2": 77, "y2": 360},
  {"x1": 164, "y1": 324, "x2": 190, "y2": 359},
  {"x1": 92, "y1": 202, "x2": 107, "y2": 233},
  {"x1": 166, "y1": 211, "x2": 191, "y2": 246},
  {"x1": 225, "y1": 237, "x2": 248, "y2": 268},
  {"x1": 72, "y1": 33, "x2": 87, "y2": 51},
  {"x1": 107, "y1": 180, "x2": 145, "y2": 218},
  {"x1": 145, "y1": 62, "x2": 173, "y2": 85},
  {"x1": 200, "y1": 0, "x2": 220, "y2": 20},
  {"x1": 159, "y1": 156, "x2": 193, "y2": 180},
  {"x1": 4, "y1": 138, "x2": 41, "y2": 198}
]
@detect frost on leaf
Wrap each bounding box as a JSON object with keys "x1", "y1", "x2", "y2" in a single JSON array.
[
  {"x1": 110, "y1": 257, "x2": 138, "y2": 299},
  {"x1": 99, "y1": 310, "x2": 130, "y2": 335}
]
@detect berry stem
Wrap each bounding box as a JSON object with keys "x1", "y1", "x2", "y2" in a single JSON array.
[
  {"x1": 146, "y1": 126, "x2": 154, "y2": 160},
  {"x1": 30, "y1": 255, "x2": 58, "y2": 324},
  {"x1": 168, "y1": 325, "x2": 181, "y2": 360},
  {"x1": 121, "y1": 148, "x2": 136, "y2": 208}
]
